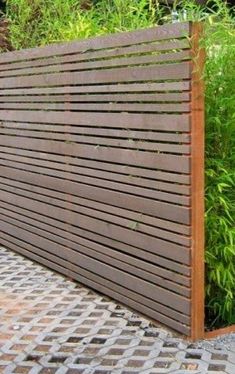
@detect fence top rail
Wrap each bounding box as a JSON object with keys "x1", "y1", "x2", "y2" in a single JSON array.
[{"x1": 0, "y1": 22, "x2": 191, "y2": 65}]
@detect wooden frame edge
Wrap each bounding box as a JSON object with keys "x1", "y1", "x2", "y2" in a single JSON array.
[
  {"x1": 205, "y1": 325, "x2": 235, "y2": 339},
  {"x1": 190, "y1": 22, "x2": 205, "y2": 341}
]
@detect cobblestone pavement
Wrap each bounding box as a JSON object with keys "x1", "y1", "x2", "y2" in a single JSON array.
[{"x1": 0, "y1": 247, "x2": 235, "y2": 374}]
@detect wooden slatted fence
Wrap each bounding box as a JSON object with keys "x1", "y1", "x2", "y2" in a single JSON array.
[{"x1": 0, "y1": 22, "x2": 205, "y2": 338}]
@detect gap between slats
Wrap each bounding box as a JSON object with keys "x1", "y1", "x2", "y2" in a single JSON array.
[
  {"x1": 0, "y1": 220, "x2": 191, "y2": 318},
  {"x1": 0, "y1": 152, "x2": 191, "y2": 196},
  {"x1": 0, "y1": 146, "x2": 191, "y2": 186},
  {"x1": 0, "y1": 208, "x2": 190, "y2": 298},
  {"x1": 0, "y1": 164, "x2": 191, "y2": 224},
  {"x1": 0, "y1": 180, "x2": 191, "y2": 265},
  {"x1": 0, "y1": 198, "x2": 190, "y2": 287},
  {"x1": 0, "y1": 174, "x2": 191, "y2": 245}
]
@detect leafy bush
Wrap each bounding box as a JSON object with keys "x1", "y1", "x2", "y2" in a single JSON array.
[{"x1": 5, "y1": 0, "x2": 235, "y2": 329}]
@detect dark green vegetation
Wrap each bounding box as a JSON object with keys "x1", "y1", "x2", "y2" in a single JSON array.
[
  {"x1": 202, "y1": 6, "x2": 235, "y2": 328},
  {"x1": 5, "y1": 0, "x2": 235, "y2": 329},
  {"x1": 0, "y1": 0, "x2": 6, "y2": 13},
  {"x1": 5, "y1": 0, "x2": 158, "y2": 49}
]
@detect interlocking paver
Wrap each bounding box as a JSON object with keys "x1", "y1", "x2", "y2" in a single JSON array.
[{"x1": 0, "y1": 247, "x2": 235, "y2": 374}]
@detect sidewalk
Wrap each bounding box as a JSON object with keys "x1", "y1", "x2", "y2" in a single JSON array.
[{"x1": 0, "y1": 247, "x2": 234, "y2": 374}]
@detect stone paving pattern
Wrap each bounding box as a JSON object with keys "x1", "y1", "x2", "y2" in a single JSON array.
[{"x1": 0, "y1": 247, "x2": 235, "y2": 374}]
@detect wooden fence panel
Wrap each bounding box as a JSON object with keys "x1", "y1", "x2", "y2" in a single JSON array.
[{"x1": 0, "y1": 21, "x2": 205, "y2": 337}]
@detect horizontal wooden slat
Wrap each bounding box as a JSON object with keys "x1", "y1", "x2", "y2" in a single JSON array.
[
  {"x1": 0, "y1": 166, "x2": 191, "y2": 224},
  {"x1": 0, "y1": 146, "x2": 191, "y2": 186},
  {"x1": 0, "y1": 219, "x2": 190, "y2": 316},
  {"x1": 0, "y1": 92, "x2": 191, "y2": 103},
  {"x1": 0, "y1": 190, "x2": 190, "y2": 281},
  {"x1": 0, "y1": 236, "x2": 190, "y2": 334},
  {"x1": 0, "y1": 111, "x2": 190, "y2": 131},
  {"x1": 0, "y1": 50, "x2": 190, "y2": 78},
  {"x1": 0, "y1": 123, "x2": 191, "y2": 143},
  {"x1": 0, "y1": 81, "x2": 191, "y2": 96},
  {"x1": 0, "y1": 209, "x2": 190, "y2": 297},
  {"x1": 0, "y1": 152, "x2": 191, "y2": 195},
  {"x1": 0, "y1": 200, "x2": 190, "y2": 286},
  {"x1": 0, "y1": 39, "x2": 190, "y2": 72},
  {"x1": 0, "y1": 130, "x2": 190, "y2": 154},
  {"x1": 0, "y1": 63, "x2": 191, "y2": 89},
  {"x1": 1, "y1": 231, "x2": 191, "y2": 328},
  {"x1": 0, "y1": 180, "x2": 191, "y2": 264},
  {"x1": 0, "y1": 136, "x2": 190, "y2": 173},
  {"x1": 0, "y1": 175, "x2": 190, "y2": 239},
  {"x1": 0, "y1": 175, "x2": 190, "y2": 246},
  {"x1": 0, "y1": 102, "x2": 190, "y2": 113},
  {"x1": 0, "y1": 159, "x2": 190, "y2": 205},
  {"x1": 0, "y1": 22, "x2": 190, "y2": 64}
]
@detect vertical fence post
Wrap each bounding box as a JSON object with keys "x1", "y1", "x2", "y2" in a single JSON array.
[{"x1": 191, "y1": 22, "x2": 205, "y2": 340}]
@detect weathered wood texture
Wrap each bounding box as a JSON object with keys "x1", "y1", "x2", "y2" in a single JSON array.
[{"x1": 0, "y1": 21, "x2": 205, "y2": 337}]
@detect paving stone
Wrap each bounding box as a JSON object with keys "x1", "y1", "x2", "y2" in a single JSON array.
[{"x1": 0, "y1": 247, "x2": 234, "y2": 374}]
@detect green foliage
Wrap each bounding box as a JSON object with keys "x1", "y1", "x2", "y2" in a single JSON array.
[
  {"x1": 203, "y1": 14, "x2": 235, "y2": 328},
  {"x1": 6, "y1": 0, "x2": 97, "y2": 48},
  {"x1": 169, "y1": 1, "x2": 235, "y2": 328},
  {"x1": 6, "y1": 0, "x2": 161, "y2": 48},
  {"x1": 5, "y1": 0, "x2": 235, "y2": 328}
]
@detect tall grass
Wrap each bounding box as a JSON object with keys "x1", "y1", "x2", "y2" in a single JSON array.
[
  {"x1": 6, "y1": 0, "x2": 98, "y2": 48},
  {"x1": 5, "y1": 0, "x2": 235, "y2": 329},
  {"x1": 6, "y1": 0, "x2": 162, "y2": 48}
]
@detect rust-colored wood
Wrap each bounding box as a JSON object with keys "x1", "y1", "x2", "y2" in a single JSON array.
[
  {"x1": 0, "y1": 211, "x2": 190, "y2": 298},
  {"x1": 0, "y1": 175, "x2": 191, "y2": 247},
  {"x1": 204, "y1": 325, "x2": 235, "y2": 339},
  {"x1": 190, "y1": 22, "x2": 205, "y2": 340},
  {"x1": 0, "y1": 177, "x2": 190, "y2": 255}
]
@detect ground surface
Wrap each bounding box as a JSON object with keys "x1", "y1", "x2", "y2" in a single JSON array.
[{"x1": 0, "y1": 247, "x2": 235, "y2": 373}]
